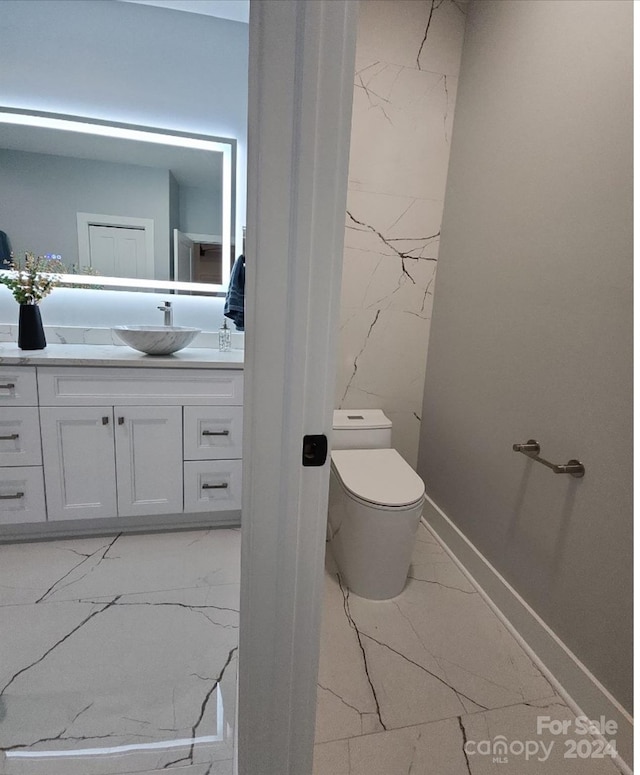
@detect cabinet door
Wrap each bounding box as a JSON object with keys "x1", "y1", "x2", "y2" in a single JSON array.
[
  {"x1": 114, "y1": 406, "x2": 183, "y2": 517},
  {"x1": 40, "y1": 407, "x2": 117, "y2": 521}
]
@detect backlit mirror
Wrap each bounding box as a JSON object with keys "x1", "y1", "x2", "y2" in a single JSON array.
[{"x1": 0, "y1": 107, "x2": 237, "y2": 294}]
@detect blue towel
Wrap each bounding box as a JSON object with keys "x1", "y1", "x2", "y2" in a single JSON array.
[
  {"x1": 224, "y1": 254, "x2": 245, "y2": 331},
  {"x1": 0, "y1": 231, "x2": 11, "y2": 268}
]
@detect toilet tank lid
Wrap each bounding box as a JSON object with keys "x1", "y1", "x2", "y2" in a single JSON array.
[
  {"x1": 331, "y1": 448, "x2": 425, "y2": 507},
  {"x1": 333, "y1": 409, "x2": 392, "y2": 430}
]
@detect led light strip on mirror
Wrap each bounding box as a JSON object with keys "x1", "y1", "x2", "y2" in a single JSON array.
[{"x1": 0, "y1": 107, "x2": 236, "y2": 294}]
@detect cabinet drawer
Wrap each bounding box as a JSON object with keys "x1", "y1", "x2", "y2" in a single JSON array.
[
  {"x1": 184, "y1": 460, "x2": 242, "y2": 513},
  {"x1": 0, "y1": 466, "x2": 46, "y2": 524},
  {"x1": 0, "y1": 367, "x2": 38, "y2": 406},
  {"x1": 0, "y1": 408, "x2": 42, "y2": 467},
  {"x1": 37, "y1": 367, "x2": 244, "y2": 406},
  {"x1": 184, "y1": 406, "x2": 243, "y2": 461}
]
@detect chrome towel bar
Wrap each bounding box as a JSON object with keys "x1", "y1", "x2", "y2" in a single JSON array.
[{"x1": 512, "y1": 439, "x2": 585, "y2": 478}]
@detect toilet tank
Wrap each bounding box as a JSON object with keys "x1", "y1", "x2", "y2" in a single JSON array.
[{"x1": 332, "y1": 410, "x2": 392, "y2": 450}]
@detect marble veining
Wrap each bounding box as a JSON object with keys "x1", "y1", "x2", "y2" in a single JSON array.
[
  {"x1": 314, "y1": 523, "x2": 625, "y2": 774},
  {"x1": 111, "y1": 326, "x2": 202, "y2": 356},
  {"x1": 0, "y1": 325, "x2": 245, "y2": 351},
  {"x1": 338, "y1": 0, "x2": 467, "y2": 466},
  {"x1": 0, "y1": 528, "x2": 240, "y2": 775},
  {"x1": 0, "y1": 343, "x2": 244, "y2": 369},
  {"x1": 0, "y1": 522, "x2": 626, "y2": 774},
  {"x1": 417, "y1": 0, "x2": 468, "y2": 73}
]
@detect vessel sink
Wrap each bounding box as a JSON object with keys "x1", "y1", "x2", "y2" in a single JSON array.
[{"x1": 112, "y1": 325, "x2": 201, "y2": 355}]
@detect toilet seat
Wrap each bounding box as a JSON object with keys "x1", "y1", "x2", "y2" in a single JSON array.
[{"x1": 331, "y1": 448, "x2": 425, "y2": 509}]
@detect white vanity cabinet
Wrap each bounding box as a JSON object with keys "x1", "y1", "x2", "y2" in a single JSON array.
[
  {"x1": 0, "y1": 367, "x2": 47, "y2": 525},
  {"x1": 39, "y1": 405, "x2": 184, "y2": 521},
  {"x1": 0, "y1": 360, "x2": 243, "y2": 537}
]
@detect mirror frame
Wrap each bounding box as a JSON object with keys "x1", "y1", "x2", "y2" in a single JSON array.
[{"x1": 0, "y1": 107, "x2": 237, "y2": 294}]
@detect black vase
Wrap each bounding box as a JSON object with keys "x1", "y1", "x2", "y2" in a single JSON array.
[{"x1": 18, "y1": 304, "x2": 46, "y2": 350}]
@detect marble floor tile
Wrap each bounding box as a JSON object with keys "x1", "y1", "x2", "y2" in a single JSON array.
[
  {"x1": 459, "y1": 700, "x2": 622, "y2": 774},
  {"x1": 314, "y1": 716, "x2": 473, "y2": 775},
  {"x1": 0, "y1": 529, "x2": 241, "y2": 607},
  {"x1": 3, "y1": 759, "x2": 232, "y2": 775},
  {"x1": 315, "y1": 523, "x2": 625, "y2": 774},
  {"x1": 314, "y1": 705, "x2": 622, "y2": 775},
  {"x1": 0, "y1": 529, "x2": 240, "y2": 775}
]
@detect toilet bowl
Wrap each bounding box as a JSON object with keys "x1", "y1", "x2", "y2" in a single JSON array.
[{"x1": 328, "y1": 410, "x2": 425, "y2": 600}]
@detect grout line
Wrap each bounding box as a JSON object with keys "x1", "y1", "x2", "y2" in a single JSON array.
[
  {"x1": 315, "y1": 694, "x2": 568, "y2": 747},
  {"x1": 418, "y1": 516, "x2": 633, "y2": 775},
  {"x1": 418, "y1": 515, "x2": 633, "y2": 723}
]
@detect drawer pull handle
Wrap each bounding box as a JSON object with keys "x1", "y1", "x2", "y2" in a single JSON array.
[
  {"x1": 0, "y1": 383, "x2": 15, "y2": 390},
  {"x1": 202, "y1": 482, "x2": 229, "y2": 490},
  {"x1": 102, "y1": 416, "x2": 109, "y2": 426},
  {"x1": 0, "y1": 433, "x2": 19, "y2": 441},
  {"x1": 202, "y1": 429, "x2": 230, "y2": 436},
  {"x1": 118, "y1": 417, "x2": 125, "y2": 425},
  {"x1": 0, "y1": 491, "x2": 24, "y2": 500}
]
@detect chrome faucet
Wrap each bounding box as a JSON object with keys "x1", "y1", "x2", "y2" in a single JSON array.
[{"x1": 157, "y1": 301, "x2": 173, "y2": 326}]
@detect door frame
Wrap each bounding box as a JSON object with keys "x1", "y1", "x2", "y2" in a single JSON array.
[
  {"x1": 76, "y1": 212, "x2": 155, "y2": 278},
  {"x1": 238, "y1": 1, "x2": 358, "y2": 774},
  {"x1": 173, "y1": 230, "x2": 228, "y2": 286}
]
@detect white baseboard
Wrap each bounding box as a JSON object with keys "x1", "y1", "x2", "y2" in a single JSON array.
[
  {"x1": 421, "y1": 496, "x2": 633, "y2": 774},
  {"x1": 0, "y1": 511, "x2": 241, "y2": 544}
]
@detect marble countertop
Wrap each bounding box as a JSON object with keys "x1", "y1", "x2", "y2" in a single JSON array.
[{"x1": 0, "y1": 343, "x2": 244, "y2": 369}]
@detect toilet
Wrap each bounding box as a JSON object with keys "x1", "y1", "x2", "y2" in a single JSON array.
[{"x1": 328, "y1": 410, "x2": 425, "y2": 600}]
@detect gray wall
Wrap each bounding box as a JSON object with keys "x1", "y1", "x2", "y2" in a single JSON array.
[
  {"x1": 0, "y1": 148, "x2": 171, "y2": 277},
  {"x1": 0, "y1": 0, "x2": 247, "y2": 331},
  {"x1": 179, "y1": 185, "x2": 222, "y2": 235},
  {"x1": 0, "y1": 0, "x2": 246, "y2": 240},
  {"x1": 0, "y1": 0, "x2": 247, "y2": 143},
  {"x1": 418, "y1": 0, "x2": 632, "y2": 712}
]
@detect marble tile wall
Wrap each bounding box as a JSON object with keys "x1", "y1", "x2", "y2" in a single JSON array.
[{"x1": 336, "y1": 0, "x2": 467, "y2": 466}]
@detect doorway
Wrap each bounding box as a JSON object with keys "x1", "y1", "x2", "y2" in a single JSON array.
[{"x1": 173, "y1": 229, "x2": 225, "y2": 285}]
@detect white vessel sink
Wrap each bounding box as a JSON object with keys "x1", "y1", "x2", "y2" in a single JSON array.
[{"x1": 112, "y1": 325, "x2": 201, "y2": 355}]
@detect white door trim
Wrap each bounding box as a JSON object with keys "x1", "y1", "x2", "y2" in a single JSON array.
[
  {"x1": 184, "y1": 232, "x2": 222, "y2": 243},
  {"x1": 76, "y1": 212, "x2": 155, "y2": 276},
  {"x1": 238, "y1": 1, "x2": 357, "y2": 774}
]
